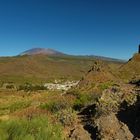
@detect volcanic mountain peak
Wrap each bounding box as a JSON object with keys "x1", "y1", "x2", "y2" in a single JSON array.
[{"x1": 19, "y1": 48, "x2": 66, "y2": 56}]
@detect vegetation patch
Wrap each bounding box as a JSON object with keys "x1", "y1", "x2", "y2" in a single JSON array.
[
  {"x1": 98, "y1": 82, "x2": 115, "y2": 91},
  {"x1": 18, "y1": 83, "x2": 48, "y2": 92},
  {"x1": 0, "y1": 116, "x2": 62, "y2": 140},
  {"x1": 56, "y1": 108, "x2": 77, "y2": 127},
  {"x1": 0, "y1": 101, "x2": 31, "y2": 114},
  {"x1": 73, "y1": 92, "x2": 98, "y2": 111},
  {"x1": 40, "y1": 100, "x2": 70, "y2": 113}
]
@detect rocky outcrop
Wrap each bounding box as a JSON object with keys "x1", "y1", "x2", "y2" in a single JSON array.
[
  {"x1": 69, "y1": 125, "x2": 91, "y2": 140},
  {"x1": 129, "y1": 76, "x2": 140, "y2": 86},
  {"x1": 95, "y1": 113, "x2": 133, "y2": 140},
  {"x1": 78, "y1": 60, "x2": 117, "y2": 92},
  {"x1": 74, "y1": 85, "x2": 139, "y2": 140},
  {"x1": 69, "y1": 49, "x2": 140, "y2": 140},
  {"x1": 117, "y1": 95, "x2": 140, "y2": 139}
]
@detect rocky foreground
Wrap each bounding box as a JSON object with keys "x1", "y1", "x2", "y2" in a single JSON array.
[{"x1": 67, "y1": 54, "x2": 140, "y2": 140}]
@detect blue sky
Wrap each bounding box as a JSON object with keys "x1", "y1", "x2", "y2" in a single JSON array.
[{"x1": 0, "y1": 0, "x2": 140, "y2": 59}]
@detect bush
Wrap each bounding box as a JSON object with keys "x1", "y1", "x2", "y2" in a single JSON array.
[
  {"x1": 40, "y1": 100, "x2": 69, "y2": 113},
  {"x1": 67, "y1": 89, "x2": 100, "y2": 111},
  {"x1": 0, "y1": 116, "x2": 62, "y2": 140},
  {"x1": 18, "y1": 83, "x2": 48, "y2": 92},
  {"x1": 66, "y1": 89, "x2": 80, "y2": 97},
  {"x1": 95, "y1": 90, "x2": 122, "y2": 116},
  {"x1": 6, "y1": 84, "x2": 15, "y2": 89},
  {"x1": 98, "y1": 82, "x2": 116, "y2": 91},
  {"x1": 56, "y1": 108, "x2": 77, "y2": 127},
  {"x1": 73, "y1": 93, "x2": 94, "y2": 110}
]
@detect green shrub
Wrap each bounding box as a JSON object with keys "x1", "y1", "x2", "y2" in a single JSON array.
[
  {"x1": 98, "y1": 82, "x2": 116, "y2": 91},
  {"x1": 0, "y1": 116, "x2": 62, "y2": 140},
  {"x1": 73, "y1": 93, "x2": 94, "y2": 110},
  {"x1": 9, "y1": 101, "x2": 31, "y2": 113},
  {"x1": 18, "y1": 83, "x2": 47, "y2": 92},
  {"x1": 99, "y1": 84, "x2": 109, "y2": 90},
  {"x1": 67, "y1": 89, "x2": 100, "y2": 111},
  {"x1": 40, "y1": 101, "x2": 69, "y2": 113}
]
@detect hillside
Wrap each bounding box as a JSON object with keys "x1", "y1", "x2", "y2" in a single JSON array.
[
  {"x1": 0, "y1": 55, "x2": 96, "y2": 84},
  {"x1": 77, "y1": 52, "x2": 140, "y2": 93},
  {"x1": 119, "y1": 53, "x2": 140, "y2": 81},
  {"x1": 77, "y1": 60, "x2": 120, "y2": 93},
  {"x1": 0, "y1": 48, "x2": 124, "y2": 84}
]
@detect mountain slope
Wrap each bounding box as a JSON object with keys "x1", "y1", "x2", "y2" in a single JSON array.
[
  {"x1": 77, "y1": 60, "x2": 118, "y2": 92},
  {"x1": 20, "y1": 48, "x2": 66, "y2": 56},
  {"x1": 119, "y1": 53, "x2": 140, "y2": 80},
  {"x1": 0, "y1": 55, "x2": 96, "y2": 84}
]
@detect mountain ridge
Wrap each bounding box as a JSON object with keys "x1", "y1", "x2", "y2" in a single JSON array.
[{"x1": 19, "y1": 48, "x2": 125, "y2": 62}]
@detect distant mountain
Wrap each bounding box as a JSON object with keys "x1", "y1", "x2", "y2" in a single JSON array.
[
  {"x1": 19, "y1": 48, "x2": 125, "y2": 62},
  {"x1": 19, "y1": 48, "x2": 125, "y2": 63},
  {"x1": 78, "y1": 55, "x2": 126, "y2": 63},
  {"x1": 89, "y1": 55, "x2": 126, "y2": 62},
  {"x1": 19, "y1": 48, "x2": 66, "y2": 56}
]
